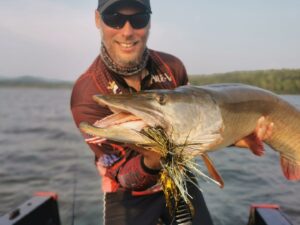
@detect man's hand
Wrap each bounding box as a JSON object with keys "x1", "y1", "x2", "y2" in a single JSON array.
[
  {"x1": 86, "y1": 135, "x2": 161, "y2": 170},
  {"x1": 125, "y1": 144, "x2": 162, "y2": 170},
  {"x1": 234, "y1": 116, "x2": 274, "y2": 156}
]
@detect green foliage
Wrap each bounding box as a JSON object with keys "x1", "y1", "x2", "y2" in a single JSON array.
[{"x1": 189, "y1": 69, "x2": 300, "y2": 94}]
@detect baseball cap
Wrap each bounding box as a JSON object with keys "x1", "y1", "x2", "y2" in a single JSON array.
[{"x1": 97, "y1": 0, "x2": 151, "y2": 14}]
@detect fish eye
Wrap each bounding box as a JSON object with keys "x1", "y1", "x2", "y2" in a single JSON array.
[{"x1": 156, "y1": 94, "x2": 167, "y2": 105}]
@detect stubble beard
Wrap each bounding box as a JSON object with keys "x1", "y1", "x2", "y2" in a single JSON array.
[
  {"x1": 115, "y1": 50, "x2": 141, "y2": 67},
  {"x1": 107, "y1": 43, "x2": 145, "y2": 68}
]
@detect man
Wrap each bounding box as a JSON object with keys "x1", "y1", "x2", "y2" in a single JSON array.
[{"x1": 71, "y1": 1, "x2": 273, "y2": 224}]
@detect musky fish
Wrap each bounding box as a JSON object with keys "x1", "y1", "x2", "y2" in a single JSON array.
[{"x1": 80, "y1": 84, "x2": 300, "y2": 182}]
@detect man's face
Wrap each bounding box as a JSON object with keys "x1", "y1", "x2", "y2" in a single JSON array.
[{"x1": 95, "y1": 6, "x2": 150, "y2": 68}]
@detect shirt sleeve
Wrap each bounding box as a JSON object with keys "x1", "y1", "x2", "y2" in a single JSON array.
[
  {"x1": 173, "y1": 56, "x2": 189, "y2": 86},
  {"x1": 117, "y1": 155, "x2": 160, "y2": 191},
  {"x1": 70, "y1": 76, "x2": 160, "y2": 191}
]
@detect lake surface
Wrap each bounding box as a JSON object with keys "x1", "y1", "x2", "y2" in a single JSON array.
[{"x1": 0, "y1": 88, "x2": 299, "y2": 225}]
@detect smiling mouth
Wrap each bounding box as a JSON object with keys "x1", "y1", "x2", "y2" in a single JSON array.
[{"x1": 117, "y1": 41, "x2": 138, "y2": 49}]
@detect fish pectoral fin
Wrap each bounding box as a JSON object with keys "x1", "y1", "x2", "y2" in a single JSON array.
[
  {"x1": 201, "y1": 153, "x2": 224, "y2": 188},
  {"x1": 280, "y1": 154, "x2": 300, "y2": 181},
  {"x1": 234, "y1": 133, "x2": 265, "y2": 156}
]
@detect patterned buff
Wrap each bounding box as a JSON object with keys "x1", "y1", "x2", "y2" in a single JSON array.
[{"x1": 100, "y1": 44, "x2": 149, "y2": 76}]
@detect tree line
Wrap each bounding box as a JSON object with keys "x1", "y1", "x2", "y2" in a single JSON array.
[
  {"x1": 189, "y1": 69, "x2": 300, "y2": 94},
  {"x1": 2, "y1": 69, "x2": 300, "y2": 93}
]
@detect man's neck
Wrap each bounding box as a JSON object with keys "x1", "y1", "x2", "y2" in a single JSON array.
[{"x1": 123, "y1": 69, "x2": 148, "y2": 92}]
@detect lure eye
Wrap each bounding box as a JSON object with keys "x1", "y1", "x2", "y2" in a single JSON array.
[{"x1": 156, "y1": 94, "x2": 167, "y2": 105}]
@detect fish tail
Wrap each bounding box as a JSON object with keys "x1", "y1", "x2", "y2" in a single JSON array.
[{"x1": 280, "y1": 154, "x2": 300, "y2": 181}]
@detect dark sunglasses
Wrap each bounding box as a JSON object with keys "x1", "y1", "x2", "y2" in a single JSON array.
[{"x1": 101, "y1": 12, "x2": 150, "y2": 29}]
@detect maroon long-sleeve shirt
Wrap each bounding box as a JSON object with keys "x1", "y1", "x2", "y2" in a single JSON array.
[{"x1": 70, "y1": 49, "x2": 188, "y2": 193}]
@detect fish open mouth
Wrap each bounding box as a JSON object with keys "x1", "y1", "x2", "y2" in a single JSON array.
[
  {"x1": 93, "y1": 111, "x2": 148, "y2": 131},
  {"x1": 79, "y1": 93, "x2": 164, "y2": 146},
  {"x1": 79, "y1": 108, "x2": 155, "y2": 146},
  {"x1": 91, "y1": 94, "x2": 158, "y2": 131}
]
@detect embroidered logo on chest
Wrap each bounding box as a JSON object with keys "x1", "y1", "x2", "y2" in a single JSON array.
[
  {"x1": 107, "y1": 81, "x2": 122, "y2": 94},
  {"x1": 150, "y1": 73, "x2": 172, "y2": 85}
]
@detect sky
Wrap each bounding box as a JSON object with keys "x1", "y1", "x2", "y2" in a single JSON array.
[{"x1": 0, "y1": 0, "x2": 300, "y2": 81}]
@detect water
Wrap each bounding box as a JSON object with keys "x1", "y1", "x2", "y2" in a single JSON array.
[{"x1": 0, "y1": 88, "x2": 299, "y2": 225}]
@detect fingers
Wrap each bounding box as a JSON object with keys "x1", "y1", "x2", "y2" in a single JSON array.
[
  {"x1": 255, "y1": 116, "x2": 267, "y2": 139},
  {"x1": 264, "y1": 122, "x2": 274, "y2": 140},
  {"x1": 255, "y1": 116, "x2": 274, "y2": 141}
]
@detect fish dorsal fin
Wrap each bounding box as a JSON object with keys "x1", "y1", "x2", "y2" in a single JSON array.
[{"x1": 201, "y1": 153, "x2": 224, "y2": 188}]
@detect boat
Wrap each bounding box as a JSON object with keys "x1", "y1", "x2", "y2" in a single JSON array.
[{"x1": 0, "y1": 192, "x2": 294, "y2": 225}]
